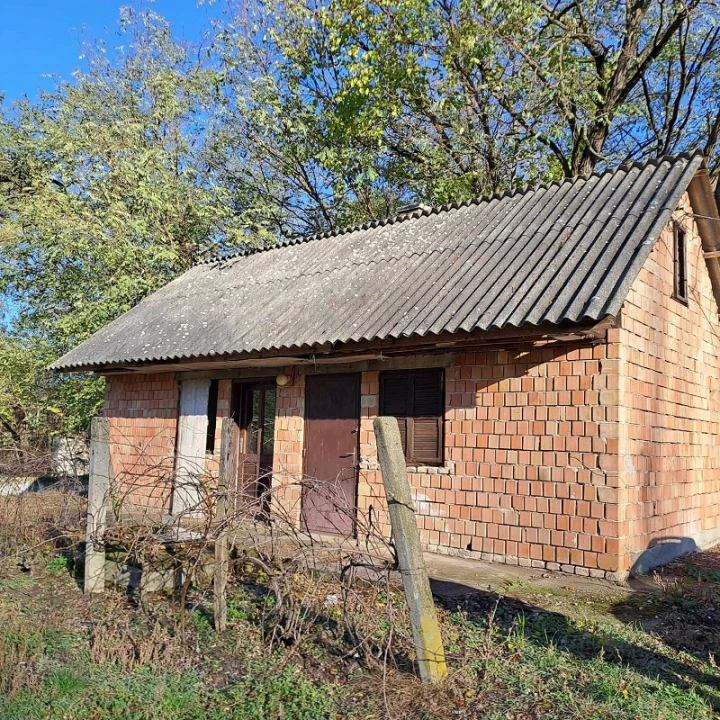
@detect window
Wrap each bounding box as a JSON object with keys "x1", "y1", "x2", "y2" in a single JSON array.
[
  {"x1": 205, "y1": 380, "x2": 219, "y2": 453},
  {"x1": 674, "y1": 222, "x2": 688, "y2": 303},
  {"x1": 379, "y1": 368, "x2": 444, "y2": 465}
]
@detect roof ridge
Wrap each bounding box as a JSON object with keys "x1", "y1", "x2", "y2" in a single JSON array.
[{"x1": 200, "y1": 150, "x2": 703, "y2": 267}]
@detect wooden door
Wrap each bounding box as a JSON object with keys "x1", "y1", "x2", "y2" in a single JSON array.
[
  {"x1": 173, "y1": 378, "x2": 211, "y2": 514},
  {"x1": 233, "y1": 382, "x2": 276, "y2": 509},
  {"x1": 301, "y1": 373, "x2": 360, "y2": 536}
]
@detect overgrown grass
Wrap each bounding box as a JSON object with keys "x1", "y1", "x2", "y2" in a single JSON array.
[
  {"x1": 1, "y1": 489, "x2": 719, "y2": 720},
  {"x1": 444, "y1": 607, "x2": 716, "y2": 720},
  {"x1": 0, "y1": 600, "x2": 339, "y2": 720},
  {"x1": 1, "y1": 660, "x2": 337, "y2": 720},
  {"x1": 1, "y1": 554, "x2": 719, "y2": 720}
]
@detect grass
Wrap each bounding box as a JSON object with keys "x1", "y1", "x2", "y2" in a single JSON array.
[
  {"x1": 443, "y1": 605, "x2": 716, "y2": 719},
  {"x1": 0, "y1": 595, "x2": 337, "y2": 720},
  {"x1": 1, "y1": 660, "x2": 336, "y2": 720},
  {"x1": 0, "y1": 556, "x2": 719, "y2": 720},
  {"x1": 0, "y1": 491, "x2": 719, "y2": 719}
]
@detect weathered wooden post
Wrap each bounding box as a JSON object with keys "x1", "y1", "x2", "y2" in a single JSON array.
[
  {"x1": 373, "y1": 416, "x2": 447, "y2": 683},
  {"x1": 214, "y1": 417, "x2": 234, "y2": 632},
  {"x1": 84, "y1": 417, "x2": 110, "y2": 594}
]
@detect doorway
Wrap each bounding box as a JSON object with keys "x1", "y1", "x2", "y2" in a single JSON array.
[
  {"x1": 232, "y1": 381, "x2": 276, "y2": 509},
  {"x1": 301, "y1": 373, "x2": 360, "y2": 536}
]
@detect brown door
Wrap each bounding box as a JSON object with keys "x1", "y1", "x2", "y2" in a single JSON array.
[
  {"x1": 301, "y1": 373, "x2": 360, "y2": 536},
  {"x1": 233, "y1": 381, "x2": 276, "y2": 510}
]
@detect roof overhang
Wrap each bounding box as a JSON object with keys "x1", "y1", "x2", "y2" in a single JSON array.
[{"x1": 81, "y1": 318, "x2": 616, "y2": 375}]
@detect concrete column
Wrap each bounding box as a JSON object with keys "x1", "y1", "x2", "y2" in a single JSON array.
[
  {"x1": 84, "y1": 417, "x2": 110, "y2": 594},
  {"x1": 373, "y1": 416, "x2": 447, "y2": 683},
  {"x1": 214, "y1": 417, "x2": 234, "y2": 631}
]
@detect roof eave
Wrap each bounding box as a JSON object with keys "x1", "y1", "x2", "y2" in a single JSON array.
[{"x1": 51, "y1": 318, "x2": 617, "y2": 375}]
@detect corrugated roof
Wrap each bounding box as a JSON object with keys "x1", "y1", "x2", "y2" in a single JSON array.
[{"x1": 51, "y1": 152, "x2": 704, "y2": 371}]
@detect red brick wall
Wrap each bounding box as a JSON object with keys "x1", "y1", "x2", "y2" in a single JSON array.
[
  {"x1": 271, "y1": 371, "x2": 305, "y2": 522},
  {"x1": 104, "y1": 373, "x2": 179, "y2": 513},
  {"x1": 616, "y1": 195, "x2": 720, "y2": 572},
  {"x1": 103, "y1": 354, "x2": 624, "y2": 577},
  {"x1": 357, "y1": 346, "x2": 622, "y2": 579},
  {"x1": 100, "y1": 197, "x2": 720, "y2": 578}
]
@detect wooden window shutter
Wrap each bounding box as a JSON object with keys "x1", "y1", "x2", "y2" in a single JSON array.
[
  {"x1": 410, "y1": 371, "x2": 443, "y2": 464},
  {"x1": 380, "y1": 368, "x2": 444, "y2": 465},
  {"x1": 379, "y1": 373, "x2": 410, "y2": 454}
]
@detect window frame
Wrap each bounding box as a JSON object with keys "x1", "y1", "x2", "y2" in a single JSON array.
[
  {"x1": 673, "y1": 221, "x2": 688, "y2": 305},
  {"x1": 205, "y1": 379, "x2": 219, "y2": 454},
  {"x1": 379, "y1": 367, "x2": 445, "y2": 466}
]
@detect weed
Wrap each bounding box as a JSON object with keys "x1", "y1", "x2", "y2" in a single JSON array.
[
  {"x1": 48, "y1": 668, "x2": 85, "y2": 695},
  {"x1": 45, "y1": 554, "x2": 70, "y2": 575},
  {"x1": 220, "y1": 661, "x2": 337, "y2": 720}
]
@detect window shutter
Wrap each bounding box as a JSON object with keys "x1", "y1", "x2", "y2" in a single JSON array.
[
  {"x1": 379, "y1": 373, "x2": 410, "y2": 455},
  {"x1": 379, "y1": 369, "x2": 443, "y2": 465},
  {"x1": 410, "y1": 371, "x2": 443, "y2": 464}
]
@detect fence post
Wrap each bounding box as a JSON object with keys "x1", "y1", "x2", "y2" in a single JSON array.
[
  {"x1": 373, "y1": 416, "x2": 447, "y2": 683},
  {"x1": 214, "y1": 417, "x2": 234, "y2": 632},
  {"x1": 84, "y1": 417, "x2": 110, "y2": 594}
]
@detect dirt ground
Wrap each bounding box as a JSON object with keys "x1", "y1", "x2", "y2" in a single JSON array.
[{"x1": 1, "y1": 489, "x2": 719, "y2": 720}]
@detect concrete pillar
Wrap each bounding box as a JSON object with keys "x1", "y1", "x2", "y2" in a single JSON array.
[
  {"x1": 84, "y1": 417, "x2": 110, "y2": 594},
  {"x1": 373, "y1": 416, "x2": 447, "y2": 683},
  {"x1": 214, "y1": 417, "x2": 234, "y2": 631}
]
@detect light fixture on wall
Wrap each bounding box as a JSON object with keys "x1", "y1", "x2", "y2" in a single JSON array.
[{"x1": 276, "y1": 373, "x2": 290, "y2": 387}]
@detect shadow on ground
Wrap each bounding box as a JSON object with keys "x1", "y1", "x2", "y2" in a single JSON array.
[
  {"x1": 613, "y1": 543, "x2": 720, "y2": 666},
  {"x1": 431, "y1": 574, "x2": 720, "y2": 710}
]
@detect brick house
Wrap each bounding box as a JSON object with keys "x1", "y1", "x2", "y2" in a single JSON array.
[{"x1": 52, "y1": 152, "x2": 720, "y2": 581}]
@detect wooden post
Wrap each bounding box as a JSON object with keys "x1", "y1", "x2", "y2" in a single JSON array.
[
  {"x1": 214, "y1": 417, "x2": 234, "y2": 632},
  {"x1": 373, "y1": 416, "x2": 447, "y2": 683},
  {"x1": 84, "y1": 417, "x2": 110, "y2": 594}
]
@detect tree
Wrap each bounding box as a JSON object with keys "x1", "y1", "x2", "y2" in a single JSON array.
[
  {"x1": 213, "y1": 0, "x2": 720, "y2": 221},
  {"x1": 0, "y1": 331, "x2": 102, "y2": 458},
  {"x1": 3, "y1": 1, "x2": 720, "y2": 439},
  {"x1": 0, "y1": 8, "x2": 251, "y2": 358},
  {"x1": 0, "y1": 9, "x2": 256, "y2": 435}
]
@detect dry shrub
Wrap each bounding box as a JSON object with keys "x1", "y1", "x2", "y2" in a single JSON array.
[
  {"x1": 89, "y1": 597, "x2": 190, "y2": 673},
  {"x1": 0, "y1": 485, "x2": 85, "y2": 556},
  {"x1": 370, "y1": 670, "x2": 473, "y2": 719},
  {"x1": 205, "y1": 484, "x2": 427, "y2": 682},
  {"x1": 0, "y1": 612, "x2": 54, "y2": 698},
  {"x1": 70, "y1": 443, "x2": 434, "y2": 682}
]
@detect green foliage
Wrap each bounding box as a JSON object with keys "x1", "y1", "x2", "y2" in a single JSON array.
[
  {"x1": 2, "y1": 1, "x2": 720, "y2": 438},
  {"x1": 0, "y1": 10, "x2": 251, "y2": 346},
  {"x1": 213, "y1": 0, "x2": 720, "y2": 223},
  {"x1": 219, "y1": 661, "x2": 337, "y2": 720},
  {"x1": 0, "y1": 9, "x2": 253, "y2": 439},
  {"x1": 0, "y1": 332, "x2": 102, "y2": 450},
  {"x1": 44, "y1": 554, "x2": 72, "y2": 576}
]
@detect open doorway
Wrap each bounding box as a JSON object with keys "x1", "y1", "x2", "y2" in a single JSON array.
[{"x1": 231, "y1": 381, "x2": 276, "y2": 510}]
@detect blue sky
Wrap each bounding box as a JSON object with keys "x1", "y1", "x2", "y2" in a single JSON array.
[
  {"x1": 0, "y1": 2, "x2": 217, "y2": 328},
  {"x1": 0, "y1": 1, "x2": 216, "y2": 102}
]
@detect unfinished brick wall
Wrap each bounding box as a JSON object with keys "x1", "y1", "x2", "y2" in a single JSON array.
[
  {"x1": 104, "y1": 373, "x2": 179, "y2": 513},
  {"x1": 271, "y1": 371, "x2": 305, "y2": 522},
  {"x1": 357, "y1": 346, "x2": 624, "y2": 579},
  {"x1": 99, "y1": 202, "x2": 720, "y2": 578},
  {"x1": 616, "y1": 195, "x2": 720, "y2": 571}
]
